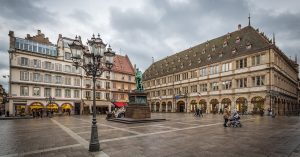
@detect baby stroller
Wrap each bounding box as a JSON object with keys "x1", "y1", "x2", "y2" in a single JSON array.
[{"x1": 228, "y1": 111, "x2": 242, "y2": 128}]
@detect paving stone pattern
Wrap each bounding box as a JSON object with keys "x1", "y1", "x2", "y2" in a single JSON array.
[{"x1": 1, "y1": 113, "x2": 300, "y2": 157}]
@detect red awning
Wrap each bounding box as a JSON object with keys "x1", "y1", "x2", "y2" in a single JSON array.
[{"x1": 113, "y1": 102, "x2": 127, "y2": 108}]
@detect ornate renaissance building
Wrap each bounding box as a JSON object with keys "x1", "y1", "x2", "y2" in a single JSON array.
[
  {"x1": 143, "y1": 24, "x2": 299, "y2": 115},
  {"x1": 7, "y1": 30, "x2": 135, "y2": 116}
]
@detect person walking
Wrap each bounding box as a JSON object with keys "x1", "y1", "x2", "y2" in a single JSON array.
[
  {"x1": 199, "y1": 108, "x2": 203, "y2": 117},
  {"x1": 223, "y1": 105, "x2": 230, "y2": 127}
]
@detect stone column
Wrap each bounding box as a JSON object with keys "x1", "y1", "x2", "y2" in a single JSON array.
[{"x1": 165, "y1": 104, "x2": 168, "y2": 112}]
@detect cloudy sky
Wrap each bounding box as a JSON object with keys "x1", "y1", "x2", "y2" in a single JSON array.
[{"x1": 0, "y1": 0, "x2": 299, "y2": 90}]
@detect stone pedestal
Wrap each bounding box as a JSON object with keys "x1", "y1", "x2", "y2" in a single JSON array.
[
  {"x1": 125, "y1": 105, "x2": 150, "y2": 119},
  {"x1": 125, "y1": 90, "x2": 150, "y2": 119}
]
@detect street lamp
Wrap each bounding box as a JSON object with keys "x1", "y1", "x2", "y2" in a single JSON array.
[
  {"x1": 45, "y1": 96, "x2": 56, "y2": 118},
  {"x1": 69, "y1": 34, "x2": 115, "y2": 152}
]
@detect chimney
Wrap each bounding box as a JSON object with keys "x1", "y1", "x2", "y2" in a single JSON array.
[
  {"x1": 58, "y1": 34, "x2": 62, "y2": 38},
  {"x1": 37, "y1": 30, "x2": 41, "y2": 35},
  {"x1": 8, "y1": 31, "x2": 14, "y2": 37},
  {"x1": 238, "y1": 24, "x2": 241, "y2": 30}
]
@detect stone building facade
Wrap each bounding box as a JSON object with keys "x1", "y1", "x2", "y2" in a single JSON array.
[
  {"x1": 143, "y1": 25, "x2": 299, "y2": 115},
  {"x1": 7, "y1": 30, "x2": 135, "y2": 116}
]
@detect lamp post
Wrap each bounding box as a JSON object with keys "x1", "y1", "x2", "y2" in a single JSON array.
[
  {"x1": 69, "y1": 34, "x2": 115, "y2": 152},
  {"x1": 45, "y1": 96, "x2": 56, "y2": 118}
]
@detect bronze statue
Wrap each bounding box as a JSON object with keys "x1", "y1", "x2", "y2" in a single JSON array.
[{"x1": 135, "y1": 68, "x2": 144, "y2": 91}]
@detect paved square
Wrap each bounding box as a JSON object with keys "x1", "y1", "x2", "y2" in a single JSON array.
[{"x1": 1, "y1": 113, "x2": 300, "y2": 157}]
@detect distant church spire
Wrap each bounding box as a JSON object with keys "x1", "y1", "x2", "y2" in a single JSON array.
[
  {"x1": 248, "y1": 13, "x2": 251, "y2": 26},
  {"x1": 273, "y1": 32, "x2": 276, "y2": 44}
]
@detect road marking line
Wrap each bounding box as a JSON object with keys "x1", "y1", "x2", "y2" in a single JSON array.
[
  {"x1": 77, "y1": 128, "x2": 117, "y2": 135},
  {"x1": 0, "y1": 144, "x2": 81, "y2": 157},
  {"x1": 73, "y1": 118, "x2": 142, "y2": 135},
  {"x1": 99, "y1": 117, "x2": 256, "y2": 143},
  {"x1": 51, "y1": 119, "x2": 109, "y2": 157},
  {"x1": 176, "y1": 122, "x2": 198, "y2": 125}
]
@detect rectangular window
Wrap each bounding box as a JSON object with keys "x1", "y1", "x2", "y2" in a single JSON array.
[
  {"x1": 191, "y1": 85, "x2": 197, "y2": 92},
  {"x1": 44, "y1": 74, "x2": 52, "y2": 83},
  {"x1": 252, "y1": 54, "x2": 263, "y2": 66},
  {"x1": 156, "y1": 79, "x2": 161, "y2": 85},
  {"x1": 55, "y1": 89, "x2": 61, "y2": 97},
  {"x1": 210, "y1": 82, "x2": 219, "y2": 91},
  {"x1": 33, "y1": 73, "x2": 41, "y2": 82},
  {"x1": 168, "y1": 89, "x2": 173, "y2": 95},
  {"x1": 65, "y1": 77, "x2": 71, "y2": 85},
  {"x1": 182, "y1": 72, "x2": 189, "y2": 80},
  {"x1": 45, "y1": 61, "x2": 52, "y2": 70},
  {"x1": 74, "y1": 78, "x2": 81, "y2": 86},
  {"x1": 128, "y1": 76, "x2": 131, "y2": 81},
  {"x1": 199, "y1": 68, "x2": 207, "y2": 76},
  {"x1": 86, "y1": 91, "x2": 91, "y2": 99},
  {"x1": 221, "y1": 62, "x2": 232, "y2": 72},
  {"x1": 174, "y1": 74, "x2": 181, "y2": 81},
  {"x1": 95, "y1": 92, "x2": 101, "y2": 99},
  {"x1": 162, "y1": 77, "x2": 166, "y2": 84},
  {"x1": 20, "y1": 71, "x2": 29, "y2": 81},
  {"x1": 65, "y1": 89, "x2": 71, "y2": 98},
  {"x1": 191, "y1": 70, "x2": 198, "y2": 78},
  {"x1": 236, "y1": 78, "x2": 247, "y2": 88},
  {"x1": 182, "y1": 86, "x2": 188, "y2": 94},
  {"x1": 65, "y1": 52, "x2": 72, "y2": 60},
  {"x1": 33, "y1": 87, "x2": 40, "y2": 96},
  {"x1": 120, "y1": 94, "x2": 125, "y2": 99},
  {"x1": 55, "y1": 76, "x2": 62, "y2": 84},
  {"x1": 64, "y1": 65, "x2": 71, "y2": 72},
  {"x1": 74, "y1": 90, "x2": 80, "y2": 98},
  {"x1": 252, "y1": 75, "x2": 265, "y2": 86},
  {"x1": 168, "y1": 76, "x2": 173, "y2": 83},
  {"x1": 21, "y1": 57, "x2": 29, "y2": 66},
  {"x1": 210, "y1": 65, "x2": 219, "y2": 75},
  {"x1": 162, "y1": 90, "x2": 167, "y2": 96},
  {"x1": 33, "y1": 59, "x2": 41, "y2": 68},
  {"x1": 106, "y1": 82, "x2": 110, "y2": 89},
  {"x1": 236, "y1": 58, "x2": 247, "y2": 69},
  {"x1": 112, "y1": 82, "x2": 116, "y2": 89},
  {"x1": 222, "y1": 80, "x2": 232, "y2": 90},
  {"x1": 20, "y1": 86, "x2": 29, "y2": 96},
  {"x1": 55, "y1": 63, "x2": 62, "y2": 71},
  {"x1": 105, "y1": 93, "x2": 110, "y2": 100},
  {"x1": 174, "y1": 88, "x2": 180, "y2": 95},
  {"x1": 44, "y1": 88, "x2": 51, "y2": 97},
  {"x1": 199, "y1": 84, "x2": 207, "y2": 92}
]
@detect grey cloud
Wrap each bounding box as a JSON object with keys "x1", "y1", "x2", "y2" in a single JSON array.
[
  {"x1": 0, "y1": 0, "x2": 57, "y2": 24},
  {"x1": 69, "y1": 9, "x2": 93, "y2": 24}
]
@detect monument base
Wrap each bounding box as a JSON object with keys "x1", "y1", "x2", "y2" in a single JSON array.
[{"x1": 125, "y1": 105, "x2": 150, "y2": 119}]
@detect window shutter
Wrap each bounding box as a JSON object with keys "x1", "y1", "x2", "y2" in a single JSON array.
[
  {"x1": 51, "y1": 63, "x2": 54, "y2": 70},
  {"x1": 42, "y1": 61, "x2": 45, "y2": 69},
  {"x1": 40, "y1": 75, "x2": 43, "y2": 82},
  {"x1": 17, "y1": 57, "x2": 21, "y2": 65},
  {"x1": 29, "y1": 72, "x2": 33, "y2": 81},
  {"x1": 61, "y1": 76, "x2": 64, "y2": 84},
  {"x1": 38, "y1": 60, "x2": 41, "y2": 68},
  {"x1": 30, "y1": 59, "x2": 34, "y2": 67},
  {"x1": 52, "y1": 75, "x2": 56, "y2": 83}
]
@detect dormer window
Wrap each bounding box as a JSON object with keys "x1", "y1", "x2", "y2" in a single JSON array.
[
  {"x1": 180, "y1": 63, "x2": 184, "y2": 69},
  {"x1": 198, "y1": 58, "x2": 201, "y2": 63},
  {"x1": 246, "y1": 42, "x2": 252, "y2": 49},
  {"x1": 232, "y1": 48, "x2": 237, "y2": 54},
  {"x1": 212, "y1": 45, "x2": 216, "y2": 51},
  {"x1": 207, "y1": 54, "x2": 211, "y2": 61},
  {"x1": 235, "y1": 36, "x2": 241, "y2": 43},
  {"x1": 202, "y1": 48, "x2": 206, "y2": 54},
  {"x1": 219, "y1": 51, "x2": 223, "y2": 58},
  {"x1": 227, "y1": 33, "x2": 231, "y2": 39},
  {"x1": 178, "y1": 58, "x2": 181, "y2": 62},
  {"x1": 193, "y1": 53, "x2": 197, "y2": 57},
  {"x1": 223, "y1": 41, "x2": 228, "y2": 47},
  {"x1": 185, "y1": 54, "x2": 188, "y2": 60},
  {"x1": 206, "y1": 42, "x2": 209, "y2": 47},
  {"x1": 189, "y1": 60, "x2": 192, "y2": 66}
]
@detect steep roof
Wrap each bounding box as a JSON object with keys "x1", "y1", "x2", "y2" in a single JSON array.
[
  {"x1": 112, "y1": 54, "x2": 135, "y2": 75},
  {"x1": 143, "y1": 26, "x2": 272, "y2": 81}
]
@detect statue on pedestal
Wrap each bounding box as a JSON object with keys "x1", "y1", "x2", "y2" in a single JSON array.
[{"x1": 135, "y1": 68, "x2": 144, "y2": 91}]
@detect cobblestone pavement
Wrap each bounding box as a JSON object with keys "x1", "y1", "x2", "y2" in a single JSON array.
[{"x1": 0, "y1": 113, "x2": 300, "y2": 157}]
